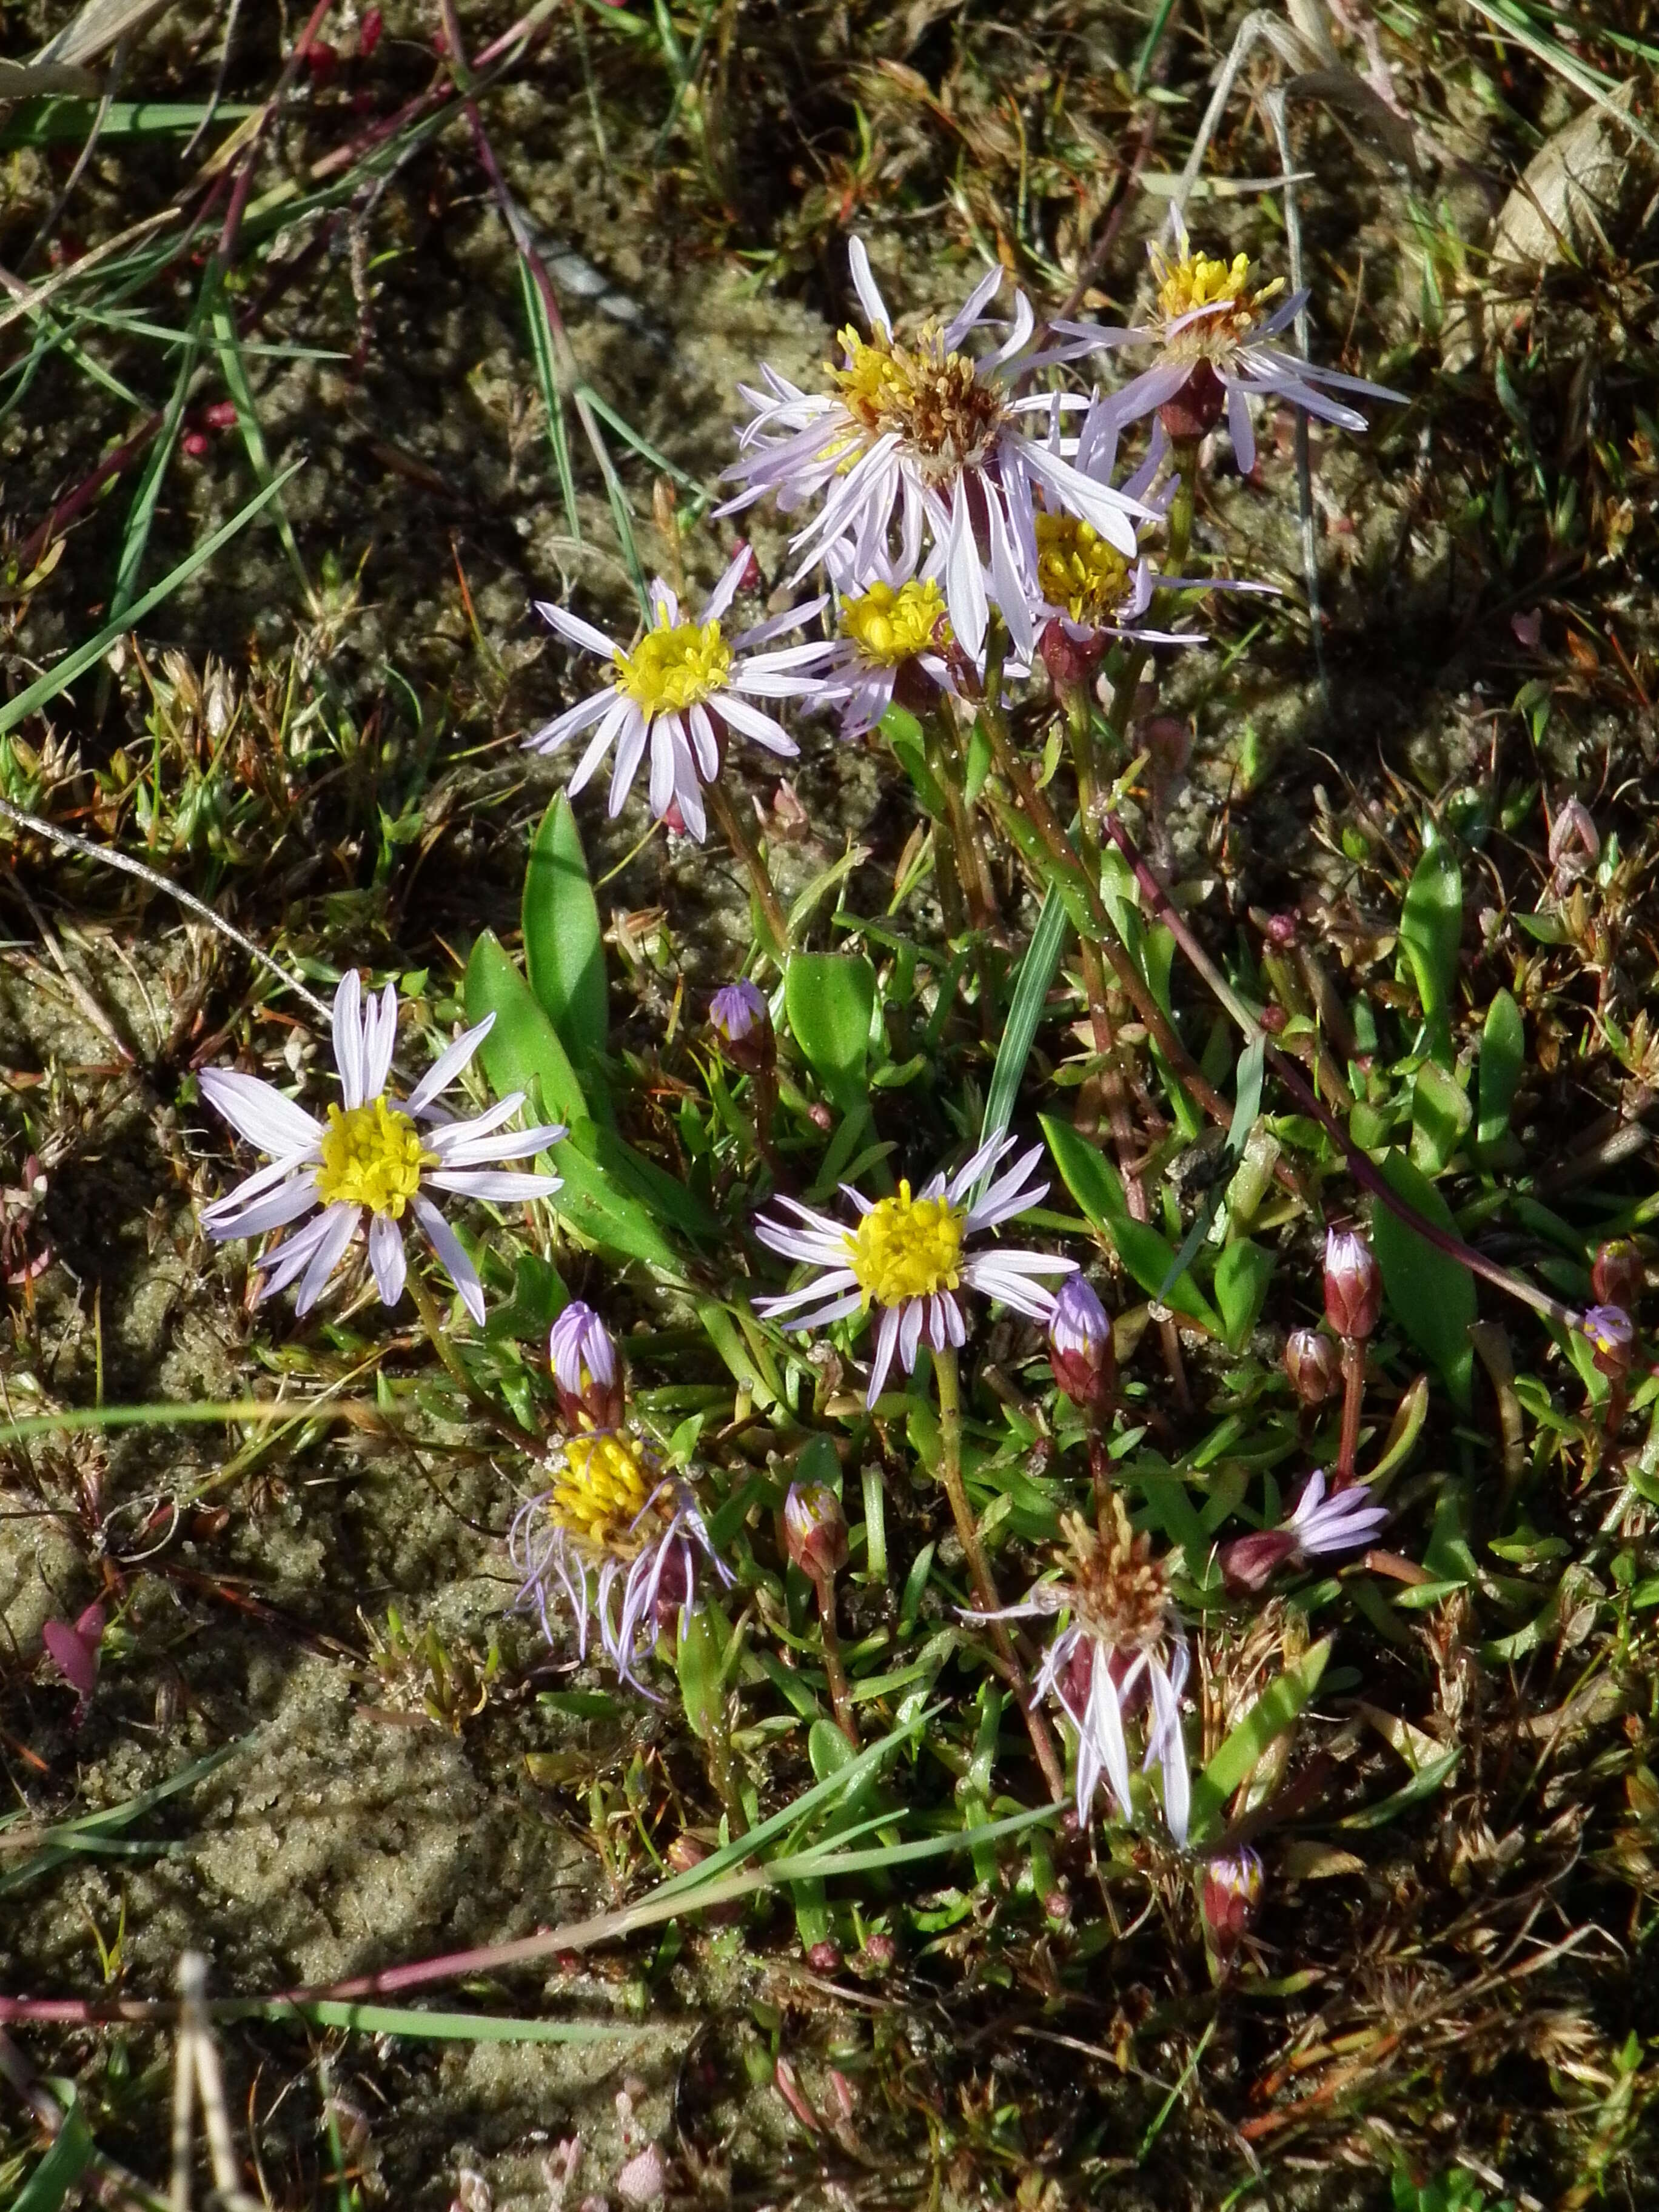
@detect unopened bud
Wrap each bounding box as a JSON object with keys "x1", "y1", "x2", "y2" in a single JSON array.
[
  {"x1": 859, "y1": 1932, "x2": 896, "y2": 1971},
  {"x1": 1219, "y1": 1528, "x2": 1298, "y2": 1593},
  {"x1": 1547, "y1": 797, "x2": 1600, "y2": 889},
  {"x1": 1593, "y1": 1240, "x2": 1643, "y2": 1310},
  {"x1": 1324, "y1": 1226, "x2": 1381, "y2": 1341},
  {"x1": 783, "y1": 1481, "x2": 848, "y2": 1582},
  {"x1": 806, "y1": 1940, "x2": 840, "y2": 1972},
  {"x1": 1581, "y1": 1303, "x2": 1634, "y2": 1379},
  {"x1": 1048, "y1": 1276, "x2": 1116, "y2": 1412},
  {"x1": 1158, "y1": 358, "x2": 1225, "y2": 444},
  {"x1": 1201, "y1": 1848, "x2": 1264, "y2": 1960},
  {"x1": 1037, "y1": 616, "x2": 1105, "y2": 691},
  {"x1": 1264, "y1": 912, "x2": 1298, "y2": 950},
  {"x1": 709, "y1": 979, "x2": 774, "y2": 1077},
  {"x1": 666, "y1": 1834, "x2": 709, "y2": 1875},
  {"x1": 549, "y1": 1301, "x2": 625, "y2": 1432},
  {"x1": 1284, "y1": 1327, "x2": 1341, "y2": 1407}
]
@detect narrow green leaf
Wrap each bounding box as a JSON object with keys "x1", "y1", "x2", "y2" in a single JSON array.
[
  {"x1": 260, "y1": 2001, "x2": 657, "y2": 2043},
  {"x1": 1187, "y1": 1636, "x2": 1332, "y2": 1843},
  {"x1": 523, "y1": 795, "x2": 609, "y2": 1067},
  {"x1": 1398, "y1": 840, "x2": 1463, "y2": 1067},
  {"x1": 1214, "y1": 1239, "x2": 1274, "y2": 1352},
  {"x1": 785, "y1": 952, "x2": 876, "y2": 1114},
  {"x1": 979, "y1": 887, "x2": 1070, "y2": 1158},
  {"x1": 1476, "y1": 987, "x2": 1524, "y2": 1151},
  {"x1": 1369, "y1": 1150, "x2": 1476, "y2": 1410},
  {"x1": 1338, "y1": 1748, "x2": 1460, "y2": 1830},
  {"x1": 464, "y1": 930, "x2": 588, "y2": 1130},
  {"x1": 14, "y1": 2085, "x2": 94, "y2": 2212},
  {"x1": 211, "y1": 298, "x2": 313, "y2": 602},
  {"x1": 1041, "y1": 1117, "x2": 1220, "y2": 1332}
]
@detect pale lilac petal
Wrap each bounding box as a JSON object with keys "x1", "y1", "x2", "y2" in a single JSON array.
[
  {"x1": 899, "y1": 1297, "x2": 926, "y2": 1371},
  {"x1": 865, "y1": 1305, "x2": 902, "y2": 1407},
  {"x1": 716, "y1": 692, "x2": 799, "y2": 755},
  {"x1": 941, "y1": 262, "x2": 1004, "y2": 350},
  {"x1": 406, "y1": 1016, "x2": 495, "y2": 1115},
  {"x1": 703, "y1": 548, "x2": 751, "y2": 625},
  {"x1": 535, "y1": 602, "x2": 620, "y2": 659},
  {"x1": 607, "y1": 705, "x2": 650, "y2": 813},
  {"x1": 525, "y1": 684, "x2": 615, "y2": 757},
  {"x1": 206, "y1": 1168, "x2": 320, "y2": 1239},
  {"x1": 361, "y1": 982, "x2": 398, "y2": 1102},
  {"x1": 293, "y1": 1201, "x2": 362, "y2": 1316},
  {"x1": 847, "y1": 235, "x2": 891, "y2": 333},
  {"x1": 411, "y1": 1194, "x2": 486, "y2": 1326},
  {"x1": 1225, "y1": 380, "x2": 1256, "y2": 475},
  {"x1": 249, "y1": 1207, "x2": 337, "y2": 1301},
  {"x1": 198, "y1": 1068, "x2": 321, "y2": 1158},
  {"x1": 332, "y1": 971, "x2": 366, "y2": 1110},
  {"x1": 369, "y1": 1212, "x2": 407, "y2": 1305},
  {"x1": 426, "y1": 1168, "x2": 561, "y2": 1202}
]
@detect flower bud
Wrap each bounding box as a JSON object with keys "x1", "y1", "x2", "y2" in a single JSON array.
[
  {"x1": 1324, "y1": 1226, "x2": 1381, "y2": 1341},
  {"x1": 783, "y1": 1481, "x2": 848, "y2": 1582},
  {"x1": 709, "y1": 979, "x2": 774, "y2": 1078},
  {"x1": 1037, "y1": 616, "x2": 1106, "y2": 692},
  {"x1": 1201, "y1": 1848, "x2": 1264, "y2": 1961},
  {"x1": 1158, "y1": 358, "x2": 1225, "y2": 444},
  {"x1": 1284, "y1": 1327, "x2": 1341, "y2": 1406},
  {"x1": 1048, "y1": 1276, "x2": 1116, "y2": 1412},
  {"x1": 549, "y1": 1301, "x2": 625, "y2": 1432},
  {"x1": 1582, "y1": 1303, "x2": 1634, "y2": 1379},
  {"x1": 1592, "y1": 1240, "x2": 1643, "y2": 1310},
  {"x1": 1219, "y1": 1529, "x2": 1298, "y2": 1593},
  {"x1": 1547, "y1": 797, "x2": 1600, "y2": 891}
]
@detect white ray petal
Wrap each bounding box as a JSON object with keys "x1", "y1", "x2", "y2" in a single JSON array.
[{"x1": 198, "y1": 1068, "x2": 321, "y2": 1158}]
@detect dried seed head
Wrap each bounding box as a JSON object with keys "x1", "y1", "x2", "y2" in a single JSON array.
[{"x1": 1065, "y1": 1500, "x2": 1175, "y2": 1658}]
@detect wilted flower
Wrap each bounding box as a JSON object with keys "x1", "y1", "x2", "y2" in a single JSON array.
[
  {"x1": 1202, "y1": 1847, "x2": 1264, "y2": 1960},
  {"x1": 1048, "y1": 1275, "x2": 1115, "y2": 1412},
  {"x1": 510, "y1": 1430, "x2": 730, "y2": 1697},
  {"x1": 1220, "y1": 1467, "x2": 1390, "y2": 1591},
  {"x1": 752, "y1": 1133, "x2": 1076, "y2": 1407},
  {"x1": 783, "y1": 1480, "x2": 849, "y2": 1582},
  {"x1": 993, "y1": 1501, "x2": 1190, "y2": 1843},
  {"x1": 1057, "y1": 213, "x2": 1400, "y2": 474},
  {"x1": 1323, "y1": 1225, "x2": 1381, "y2": 1341},
  {"x1": 719, "y1": 236, "x2": 1148, "y2": 659},
  {"x1": 199, "y1": 972, "x2": 563, "y2": 1325},
  {"x1": 1284, "y1": 1326, "x2": 1341, "y2": 1407},
  {"x1": 550, "y1": 1301, "x2": 624, "y2": 1433},
  {"x1": 529, "y1": 549, "x2": 834, "y2": 843}
]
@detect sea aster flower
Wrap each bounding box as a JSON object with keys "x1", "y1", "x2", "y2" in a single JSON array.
[
  {"x1": 719, "y1": 237, "x2": 1150, "y2": 659},
  {"x1": 199, "y1": 972, "x2": 563, "y2": 1325},
  {"x1": 816, "y1": 546, "x2": 959, "y2": 739},
  {"x1": 994, "y1": 1501, "x2": 1190, "y2": 1843},
  {"x1": 528, "y1": 549, "x2": 833, "y2": 843},
  {"x1": 509, "y1": 1428, "x2": 730, "y2": 1697},
  {"x1": 1220, "y1": 1467, "x2": 1390, "y2": 1591},
  {"x1": 550, "y1": 1301, "x2": 625, "y2": 1433},
  {"x1": 751, "y1": 1131, "x2": 1076, "y2": 1407},
  {"x1": 1058, "y1": 214, "x2": 1401, "y2": 475}
]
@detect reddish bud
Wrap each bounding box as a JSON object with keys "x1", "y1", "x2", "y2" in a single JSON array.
[
  {"x1": 1202, "y1": 1848, "x2": 1264, "y2": 1960},
  {"x1": 1284, "y1": 1327, "x2": 1341, "y2": 1407},
  {"x1": 1592, "y1": 1240, "x2": 1643, "y2": 1310},
  {"x1": 304, "y1": 37, "x2": 338, "y2": 83},
  {"x1": 359, "y1": 8, "x2": 384, "y2": 56},
  {"x1": 783, "y1": 1481, "x2": 848, "y2": 1582},
  {"x1": 859, "y1": 1932, "x2": 896, "y2": 1971},
  {"x1": 1037, "y1": 617, "x2": 1105, "y2": 691},
  {"x1": 666, "y1": 1834, "x2": 709, "y2": 1874},
  {"x1": 1219, "y1": 1528, "x2": 1298, "y2": 1593},
  {"x1": 201, "y1": 401, "x2": 239, "y2": 431},
  {"x1": 1157, "y1": 359, "x2": 1225, "y2": 443},
  {"x1": 181, "y1": 431, "x2": 210, "y2": 458},
  {"x1": 1324, "y1": 1226, "x2": 1381, "y2": 1341},
  {"x1": 1143, "y1": 714, "x2": 1192, "y2": 782},
  {"x1": 1048, "y1": 1276, "x2": 1115, "y2": 1412},
  {"x1": 806, "y1": 1940, "x2": 840, "y2": 1972},
  {"x1": 1264, "y1": 912, "x2": 1298, "y2": 950}
]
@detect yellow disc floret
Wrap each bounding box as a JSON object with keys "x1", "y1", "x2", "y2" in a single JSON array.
[
  {"x1": 847, "y1": 1180, "x2": 967, "y2": 1308},
  {"x1": 315, "y1": 1099, "x2": 433, "y2": 1219},
  {"x1": 549, "y1": 1431, "x2": 657, "y2": 1552},
  {"x1": 1034, "y1": 512, "x2": 1133, "y2": 626},
  {"x1": 1147, "y1": 238, "x2": 1282, "y2": 352},
  {"x1": 839, "y1": 578, "x2": 951, "y2": 668},
  {"x1": 614, "y1": 615, "x2": 731, "y2": 717},
  {"x1": 830, "y1": 326, "x2": 1006, "y2": 481}
]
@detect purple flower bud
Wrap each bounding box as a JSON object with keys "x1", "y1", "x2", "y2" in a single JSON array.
[
  {"x1": 549, "y1": 1301, "x2": 624, "y2": 1432},
  {"x1": 1284, "y1": 1327, "x2": 1341, "y2": 1407},
  {"x1": 1324, "y1": 1225, "x2": 1381, "y2": 1341},
  {"x1": 783, "y1": 1480, "x2": 848, "y2": 1582},
  {"x1": 1582, "y1": 1302, "x2": 1635, "y2": 1377},
  {"x1": 1592, "y1": 1241, "x2": 1643, "y2": 1310},
  {"x1": 1048, "y1": 1276, "x2": 1115, "y2": 1412},
  {"x1": 710, "y1": 979, "x2": 768, "y2": 1045},
  {"x1": 1202, "y1": 1848, "x2": 1263, "y2": 1960}
]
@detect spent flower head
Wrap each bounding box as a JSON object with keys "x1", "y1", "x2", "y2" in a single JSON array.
[
  {"x1": 529, "y1": 549, "x2": 834, "y2": 842},
  {"x1": 511, "y1": 1429, "x2": 730, "y2": 1698},
  {"x1": 198, "y1": 972, "x2": 563, "y2": 1325},
  {"x1": 752, "y1": 1132, "x2": 1076, "y2": 1407},
  {"x1": 720, "y1": 237, "x2": 1150, "y2": 659}
]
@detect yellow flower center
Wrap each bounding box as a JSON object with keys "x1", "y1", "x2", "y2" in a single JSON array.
[
  {"x1": 314, "y1": 1099, "x2": 433, "y2": 1219},
  {"x1": 549, "y1": 1431, "x2": 657, "y2": 1553},
  {"x1": 1147, "y1": 240, "x2": 1282, "y2": 355},
  {"x1": 1034, "y1": 512, "x2": 1133, "y2": 625},
  {"x1": 839, "y1": 578, "x2": 951, "y2": 667},
  {"x1": 846, "y1": 1179, "x2": 967, "y2": 1307},
  {"x1": 614, "y1": 615, "x2": 731, "y2": 717},
  {"x1": 830, "y1": 327, "x2": 1007, "y2": 483}
]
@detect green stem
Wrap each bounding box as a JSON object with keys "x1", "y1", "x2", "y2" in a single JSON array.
[
  {"x1": 813, "y1": 1574, "x2": 859, "y2": 1748},
  {"x1": 406, "y1": 1268, "x2": 535, "y2": 1443},
  {"x1": 706, "y1": 778, "x2": 790, "y2": 960},
  {"x1": 934, "y1": 1349, "x2": 1067, "y2": 1802}
]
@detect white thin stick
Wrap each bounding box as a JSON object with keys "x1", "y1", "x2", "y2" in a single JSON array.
[
  {"x1": 0, "y1": 796, "x2": 333, "y2": 1025},
  {"x1": 170, "y1": 1956, "x2": 198, "y2": 2212},
  {"x1": 1265, "y1": 84, "x2": 1329, "y2": 697}
]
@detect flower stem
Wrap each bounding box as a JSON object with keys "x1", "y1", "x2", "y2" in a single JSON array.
[
  {"x1": 706, "y1": 779, "x2": 790, "y2": 960},
  {"x1": 933, "y1": 1347, "x2": 1067, "y2": 1802},
  {"x1": 1336, "y1": 1336, "x2": 1365, "y2": 1485},
  {"x1": 812, "y1": 1574, "x2": 859, "y2": 1748},
  {"x1": 407, "y1": 1267, "x2": 535, "y2": 1444}
]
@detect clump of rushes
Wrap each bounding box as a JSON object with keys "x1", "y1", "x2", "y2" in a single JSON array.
[
  {"x1": 783, "y1": 1481, "x2": 857, "y2": 1746},
  {"x1": 1323, "y1": 1224, "x2": 1382, "y2": 1486},
  {"x1": 512, "y1": 1309, "x2": 730, "y2": 1699},
  {"x1": 198, "y1": 971, "x2": 563, "y2": 1333}
]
